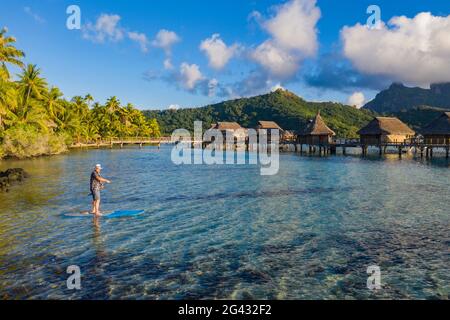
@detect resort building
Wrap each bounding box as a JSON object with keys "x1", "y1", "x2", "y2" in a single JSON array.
[
  {"x1": 297, "y1": 112, "x2": 336, "y2": 145},
  {"x1": 256, "y1": 120, "x2": 284, "y2": 142},
  {"x1": 357, "y1": 117, "x2": 415, "y2": 145},
  {"x1": 422, "y1": 112, "x2": 450, "y2": 145},
  {"x1": 210, "y1": 122, "x2": 246, "y2": 142},
  {"x1": 282, "y1": 130, "x2": 296, "y2": 142}
]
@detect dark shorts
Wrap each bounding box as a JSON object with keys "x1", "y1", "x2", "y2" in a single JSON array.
[{"x1": 91, "y1": 189, "x2": 101, "y2": 201}]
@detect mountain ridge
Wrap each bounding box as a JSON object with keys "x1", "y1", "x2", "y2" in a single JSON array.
[
  {"x1": 144, "y1": 89, "x2": 376, "y2": 138},
  {"x1": 363, "y1": 82, "x2": 450, "y2": 113}
]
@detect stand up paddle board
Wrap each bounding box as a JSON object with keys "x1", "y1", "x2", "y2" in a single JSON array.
[{"x1": 64, "y1": 210, "x2": 144, "y2": 218}]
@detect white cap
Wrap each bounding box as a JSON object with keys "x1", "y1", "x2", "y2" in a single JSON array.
[{"x1": 95, "y1": 164, "x2": 102, "y2": 169}]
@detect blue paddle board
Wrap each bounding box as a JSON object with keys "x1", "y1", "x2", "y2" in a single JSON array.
[{"x1": 65, "y1": 210, "x2": 144, "y2": 218}]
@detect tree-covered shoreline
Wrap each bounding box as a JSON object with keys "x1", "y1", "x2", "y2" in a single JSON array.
[
  {"x1": 0, "y1": 28, "x2": 160, "y2": 160},
  {"x1": 144, "y1": 89, "x2": 377, "y2": 137}
]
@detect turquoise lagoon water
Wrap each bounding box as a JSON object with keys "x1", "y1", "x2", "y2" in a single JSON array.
[{"x1": 0, "y1": 146, "x2": 448, "y2": 299}]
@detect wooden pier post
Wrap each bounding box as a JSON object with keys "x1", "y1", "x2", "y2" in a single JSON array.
[
  {"x1": 446, "y1": 147, "x2": 449, "y2": 159},
  {"x1": 430, "y1": 148, "x2": 433, "y2": 158},
  {"x1": 343, "y1": 146, "x2": 346, "y2": 155}
]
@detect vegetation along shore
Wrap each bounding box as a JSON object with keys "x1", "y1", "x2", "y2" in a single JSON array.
[{"x1": 0, "y1": 28, "x2": 161, "y2": 160}]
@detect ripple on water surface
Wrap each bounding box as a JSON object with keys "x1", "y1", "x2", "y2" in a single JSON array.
[{"x1": 0, "y1": 147, "x2": 449, "y2": 299}]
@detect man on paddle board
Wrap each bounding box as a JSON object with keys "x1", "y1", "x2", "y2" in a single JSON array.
[{"x1": 90, "y1": 164, "x2": 111, "y2": 216}]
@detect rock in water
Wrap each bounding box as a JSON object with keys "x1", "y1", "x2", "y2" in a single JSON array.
[{"x1": 0, "y1": 168, "x2": 29, "y2": 192}]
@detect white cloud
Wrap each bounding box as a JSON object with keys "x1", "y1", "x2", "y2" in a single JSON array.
[
  {"x1": 178, "y1": 63, "x2": 204, "y2": 90},
  {"x1": 200, "y1": 34, "x2": 239, "y2": 70},
  {"x1": 24, "y1": 7, "x2": 45, "y2": 24},
  {"x1": 271, "y1": 83, "x2": 285, "y2": 92},
  {"x1": 342, "y1": 12, "x2": 450, "y2": 87},
  {"x1": 262, "y1": 0, "x2": 320, "y2": 56},
  {"x1": 251, "y1": 40, "x2": 299, "y2": 78},
  {"x1": 250, "y1": 0, "x2": 321, "y2": 79},
  {"x1": 144, "y1": 62, "x2": 220, "y2": 96},
  {"x1": 163, "y1": 58, "x2": 174, "y2": 70},
  {"x1": 128, "y1": 31, "x2": 149, "y2": 53},
  {"x1": 152, "y1": 29, "x2": 181, "y2": 54},
  {"x1": 347, "y1": 92, "x2": 365, "y2": 108},
  {"x1": 168, "y1": 104, "x2": 180, "y2": 110},
  {"x1": 207, "y1": 78, "x2": 219, "y2": 97},
  {"x1": 83, "y1": 14, "x2": 124, "y2": 43}
]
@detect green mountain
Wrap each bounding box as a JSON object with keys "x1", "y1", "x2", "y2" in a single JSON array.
[
  {"x1": 392, "y1": 105, "x2": 449, "y2": 133},
  {"x1": 364, "y1": 83, "x2": 450, "y2": 113},
  {"x1": 144, "y1": 89, "x2": 376, "y2": 138}
]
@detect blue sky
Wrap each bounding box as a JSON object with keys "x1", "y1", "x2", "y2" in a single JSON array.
[{"x1": 1, "y1": 0, "x2": 449, "y2": 110}]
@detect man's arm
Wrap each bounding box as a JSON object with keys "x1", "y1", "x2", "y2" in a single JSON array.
[
  {"x1": 94, "y1": 173, "x2": 111, "y2": 184},
  {"x1": 99, "y1": 177, "x2": 111, "y2": 184}
]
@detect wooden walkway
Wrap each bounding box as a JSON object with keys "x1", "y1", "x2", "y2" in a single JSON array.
[
  {"x1": 70, "y1": 137, "x2": 172, "y2": 149},
  {"x1": 70, "y1": 136, "x2": 450, "y2": 158},
  {"x1": 287, "y1": 139, "x2": 450, "y2": 158}
]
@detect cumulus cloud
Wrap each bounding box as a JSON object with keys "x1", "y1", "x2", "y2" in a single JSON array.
[
  {"x1": 152, "y1": 29, "x2": 181, "y2": 54},
  {"x1": 83, "y1": 13, "x2": 151, "y2": 54},
  {"x1": 145, "y1": 62, "x2": 218, "y2": 96},
  {"x1": 262, "y1": 0, "x2": 320, "y2": 56},
  {"x1": 347, "y1": 92, "x2": 365, "y2": 108},
  {"x1": 250, "y1": 0, "x2": 321, "y2": 79},
  {"x1": 251, "y1": 40, "x2": 299, "y2": 78},
  {"x1": 271, "y1": 83, "x2": 285, "y2": 92},
  {"x1": 163, "y1": 58, "x2": 174, "y2": 70},
  {"x1": 177, "y1": 63, "x2": 204, "y2": 90},
  {"x1": 128, "y1": 31, "x2": 150, "y2": 53},
  {"x1": 168, "y1": 104, "x2": 180, "y2": 110},
  {"x1": 200, "y1": 34, "x2": 239, "y2": 70},
  {"x1": 342, "y1": 12, "x2": 450, "y2": 87},
  {"x1": 83, "y1": 14, "x2": 124, "y2": 43}
]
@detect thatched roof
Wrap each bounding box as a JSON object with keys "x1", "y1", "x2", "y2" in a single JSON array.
[
  {"x1": 299, "y1": 112, "x2": 336, "y2": 136},
  {"x1": 211, "y1": 122, "x2": 242, "y2": 130},
  {"x1": 257, "y1": 120, "x2": 283, "y2": 130},
  {"x1": 357, "y1": 117, "x2": 415, "y2": 136},
  {"x1": 422, "y1": 112, "x2": 450, "y2": 135}
]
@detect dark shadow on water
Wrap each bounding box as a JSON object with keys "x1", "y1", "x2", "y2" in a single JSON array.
[
  {"x1": 161, "y1": 186, "x2": 355, "y2": 203},
  {"x1": 413, "y1": 156, "x2": 450, "y2": 168}
]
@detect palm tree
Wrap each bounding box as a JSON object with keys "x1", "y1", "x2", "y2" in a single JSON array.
[
  {"x1": 17, "y1": 64, "x2": 47, "y2": 109},
  {"x1": 44, "y1": 87, "x2": 63, "y2": 123},
  {"x1": 71, "y1": 95, "x2": 89, "y2": 119},
  {"x1": 104, "y1": 96, "x2": 121, "y2": 139},
  {"x1": 0, "y1": 79, "x2": 17, "y2": 129},
  {"x1": 0, "y1": 28, "x2": 25, "y2": 80},
  {"x1": 3, "y1": 95, "x2": 50, "y2": 132},
  {"x1": 84, "y1": 94, "x2": 93, "y2": 107}
]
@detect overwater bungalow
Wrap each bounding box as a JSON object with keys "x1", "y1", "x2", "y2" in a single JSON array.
[
  {"x1": 210, "y1": 122, "x2": 246, "y2": 142},
  {"x1": 357, "y1": 117, "x2": 415, "y2": 145},
  {"x1": 297, "y1": 112, "x2": 336, "y2": 145},
  {"x1": 256, "y1": 120, "x2": 284, "y2": 142},
  {"x1": 422, "y1": 112, "x2": 450, "y2": 145},
  {"x1": 283, "y1": 130, "x2": 296, "y2": 142}
]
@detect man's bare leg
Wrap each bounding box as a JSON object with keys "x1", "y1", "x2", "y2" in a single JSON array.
[
  {"x1": 90, "y1": 200, "x2": 96, "y2": 214},
  {"x1": 95, "y1": 199, "x2": 102, "y2": 216}
]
